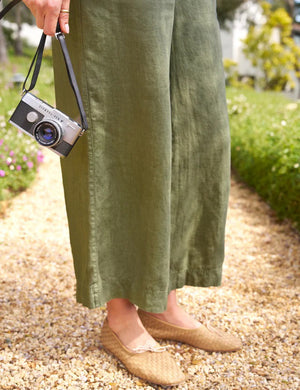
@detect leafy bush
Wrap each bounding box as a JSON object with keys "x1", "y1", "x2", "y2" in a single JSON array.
[
  {"x1": 227, "y1": 87, "x2": 300, "y2": 229},
  {"x1": 223, "y1": 58, "x2": 254, "y2": 89},
  {"x1": 0, "y1": 48, "x2": 54, "y2": 203},
  {"x1": 223, "y1": 58, "x2": 239, "y2": 86},
  {"x1": 243, "y1": 1, "x2": 300, "y2": 91}
]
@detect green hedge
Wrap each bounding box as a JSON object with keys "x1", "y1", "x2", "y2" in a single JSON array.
[{"x1": 227, "y1": 87, "x2": 300, "y2": 230}]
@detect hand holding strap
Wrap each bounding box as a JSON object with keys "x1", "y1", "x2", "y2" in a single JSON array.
[{"x1": 0, "y1": 0, "x2": 88, "y2": 132}]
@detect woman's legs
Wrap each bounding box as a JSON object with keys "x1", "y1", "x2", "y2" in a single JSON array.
[{"x1": 107, "y1": 289, "x2": 201, "y2": 349}]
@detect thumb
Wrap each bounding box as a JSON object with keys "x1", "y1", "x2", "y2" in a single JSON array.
[{"x1": 58, "y1": 0, "x2": 70, "y2": 34}]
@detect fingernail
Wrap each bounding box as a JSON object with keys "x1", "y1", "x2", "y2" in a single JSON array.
[{"x1": 65, "y1": 23, "x2": 69, "y2": 34}]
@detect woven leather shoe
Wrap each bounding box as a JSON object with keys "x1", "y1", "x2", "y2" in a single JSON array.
[
  {"x1": 100, "y1": 318, "x2": 186, "y2": 386},
  {"x1": 138, "y1": 309, "x2": 242, "y2": 352}
]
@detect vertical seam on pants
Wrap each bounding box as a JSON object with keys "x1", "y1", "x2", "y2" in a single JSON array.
[
  {"x1": 166, "y1": 0, "x2": 177, "y2": 296},
  {"x1": 77, "y1": 0, "x2": 98, "y2": 307}
]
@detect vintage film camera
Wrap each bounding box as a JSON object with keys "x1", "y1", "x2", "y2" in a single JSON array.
[
  {"x1": 1, "y1": 0, "x2": 88, "y2": 158},
  {"x1": 10, "y1": 92, "x2": 84, "y2": 158}
]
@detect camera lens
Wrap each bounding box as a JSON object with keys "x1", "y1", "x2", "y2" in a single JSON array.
[{"x1": 34, "y1": 121, "x2": 62, "y2": 147}]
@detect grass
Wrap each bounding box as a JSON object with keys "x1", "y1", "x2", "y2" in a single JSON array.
[{"x1": 227, "y1": 87, "x2": 300, "y2": 230}]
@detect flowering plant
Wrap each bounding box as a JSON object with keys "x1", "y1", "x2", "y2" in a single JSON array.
[
  {"x1": 0, "y1": 49, "x2": 54, "y2": 205},
  {"x1": 0, "y1": 108, "x2": 44, "y2": 201}
]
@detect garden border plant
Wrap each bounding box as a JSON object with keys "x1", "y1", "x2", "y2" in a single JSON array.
[
  {"x1": 0, "y1": 47, "x2": 54, "y2": 208},
  {"x1": 227, "y1": 87, "x2": 300, "y2": 230}
]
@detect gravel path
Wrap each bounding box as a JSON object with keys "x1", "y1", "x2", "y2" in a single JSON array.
[{"x1": 0, "y1": 150, "x2": 299, "y2": 390}]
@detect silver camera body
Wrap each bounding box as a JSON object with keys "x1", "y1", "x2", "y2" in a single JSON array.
[{"x1": 10, "y1": 92, "x2": 83, "y2": 158}]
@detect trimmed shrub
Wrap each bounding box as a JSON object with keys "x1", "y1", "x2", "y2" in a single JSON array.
[{"x1": 227, "y1": 87, "x2": 300, "y2": 229}]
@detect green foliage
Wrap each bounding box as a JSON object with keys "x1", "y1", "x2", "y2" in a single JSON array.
[
  {"x1": 271, "y1": 0, "x2": 294, "y2": 16},
  {"x1": 223, "y1": 58, "x2": 254, "y2": 88},
  {"x1": 243, "y1": 1, "x2": 300, "y2": 91},
  {"x1": 227, "y1": 87, "x2": 300, "y2": 229},
  {"x1": 0, "y1": 48, "x2": 54, "y2": 203},
  {"x1": 223, "y1": 58, "x2": 239, "y2": 85}
]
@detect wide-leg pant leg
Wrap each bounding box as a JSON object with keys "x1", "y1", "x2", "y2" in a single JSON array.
[
  {"x1": 52, "y1": 0, "x2": 177, "y2": 311},
  {"x1": 169, "y1": 0, "x2": 231, "y2": 289},
  {"x1": 52, "y1": 0, "x2": 230, "y2": 311}
]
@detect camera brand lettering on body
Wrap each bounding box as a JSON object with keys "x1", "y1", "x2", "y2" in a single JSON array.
[{"x1": 38, "y1": 104, "x2": 64, "y2": 123}]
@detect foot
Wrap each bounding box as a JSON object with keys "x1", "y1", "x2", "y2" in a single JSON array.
[
  {"x1": 138, "y1": 308, "x2": 243, "y2": 352},
  {"x1": 100, "y1": 318, "x2": 186, "y2": 386},
  {"x1": 107, "y1": 298, "x2": 159, "y2": 352},
  {"x1": 141, "y1": 290, "x2": 201, "y2": 329},
  {"x1": 146, "y1": 305, "x2": 201, "y2": 329}
]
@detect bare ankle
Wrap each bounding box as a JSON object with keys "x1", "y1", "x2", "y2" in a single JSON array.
[
  {"x1": 144, "y1": 290, "x2": 178, "y2": 316},
  {"x1": 105, "y1": 299, "x2": 159, "y2": 351},
  {"x1": 107, "y1": 298, "x2": 138, "y2": 331}
]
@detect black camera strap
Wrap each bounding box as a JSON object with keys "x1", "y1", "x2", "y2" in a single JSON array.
[
  {"x1": 0, "y1": 0, "x2": 88, "y2": 132},
  {"x1": 22, "y1": 31, "x2": 47, "y2": 93},
  {"x1": 54, "y1": 25, "x2": 88, "y2": 131}
]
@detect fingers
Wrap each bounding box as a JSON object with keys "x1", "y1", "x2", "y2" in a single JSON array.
[
  {"x1": 42, "y1": 1, "x2": 62, "y2": 36},
  {"x1": 35, "y1": 13, "x2": 45, "y2": 31},
  {"x1": 22, "y1": 0, "x2": 70, "y2": 36},
  {"x1": 58, "y1": 0, "x2": 71, "y2": 34}
]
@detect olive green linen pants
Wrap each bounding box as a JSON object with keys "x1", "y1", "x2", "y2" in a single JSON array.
[{"x1": 52, "y1": 0, "x2": 230, "y2": 312}]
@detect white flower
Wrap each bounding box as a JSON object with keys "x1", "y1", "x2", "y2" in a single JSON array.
[
  {"x1": 281, "y1": 120, "x2": 287, "y2": 126},
  {"x1": 286, "y1": 103, "x2": 298, "y2": 111}
]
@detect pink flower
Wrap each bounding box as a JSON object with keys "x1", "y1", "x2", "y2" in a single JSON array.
[
  {"x1": 27, "y1": 161, "x2": 34, "y2": 169},
  {"x1": 0, "y1": 170, "x2": 5, "y2": 177},
  {"x1": 37, "y1": 150, "x2": 44, "y2": 163},
  {"x1": 9, "y1": 151, "x2": 14, "y2": 157},
  {"x1": 0, "y1": 139, "x2": 3, "y2": 146},
  {"x1": 23, "y1": 155, "x2": 28, "y2": 161},
  {"x1": 16, "y1": 165, "x2": 22, "y2": 171}
]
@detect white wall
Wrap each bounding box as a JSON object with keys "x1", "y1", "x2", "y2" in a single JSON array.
[{"x1": 2, "y1": 21, "x2": 51, "y2": 48}]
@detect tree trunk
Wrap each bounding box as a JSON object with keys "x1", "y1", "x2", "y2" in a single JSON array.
[
  {"x1": 286, "y1": 0, "x2": 294, "y2": 16},
  {"x1": 0, "y1": 3, "x2": 8, "y2": 63},
  {"x1": 14, "y1": 4, "x2": 23, "y2": 56},
  {"x1": 0, "y1": 27, "x2": 7, "y2": 63}
]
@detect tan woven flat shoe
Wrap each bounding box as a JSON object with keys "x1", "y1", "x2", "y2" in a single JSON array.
[
  {"x1": 138, "y1": 309, "x2": 242, "y2": 353},
  {"x1": 100, "y1": 318, "x2": 186, "y2": 387}
]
